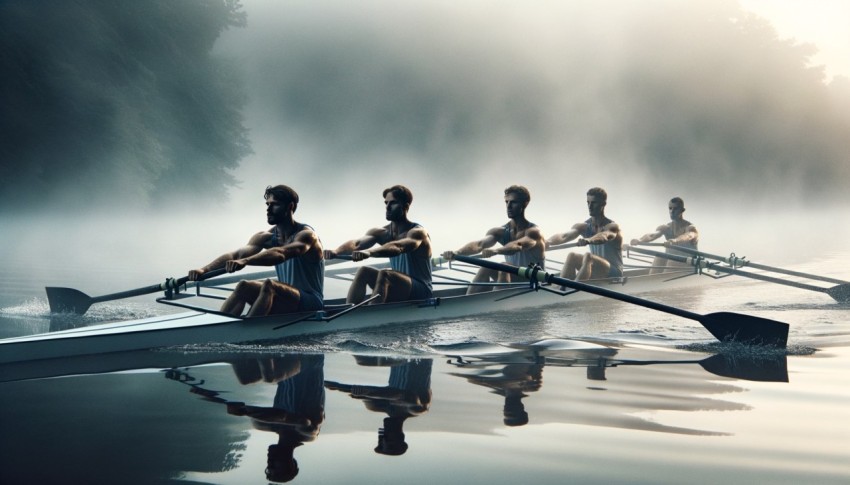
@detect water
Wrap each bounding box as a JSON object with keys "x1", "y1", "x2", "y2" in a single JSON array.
[{"x1": 1, "y1": 253, "x2": 849, "y2": 484}]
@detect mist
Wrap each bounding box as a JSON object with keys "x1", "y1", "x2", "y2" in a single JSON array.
[{"x1": 2, "y1": 0, "x2": 849, "y2": 287}]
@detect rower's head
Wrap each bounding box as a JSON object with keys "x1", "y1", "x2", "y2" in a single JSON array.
[
  {"x1": 668, "y1": 197, "x2": 685, "y2": 220},
  {"x1": 504, "y1": 185, "x2": 530, "y2": 219},
  {"x1": 586, "y1": 187, "x2": 607, "y2": 217},
  {"x1": 383, "y1": 185, "x2": 413, "y2": 222},
  {"x1": 264, "y1": 185, "x2": 299, "y2": 224},
  {"x1": 375, "y1": 417, "x2": 409, "y2": 455},
  {"x1": 265, "y1": 443, "x2": 299, "y2": 482}
]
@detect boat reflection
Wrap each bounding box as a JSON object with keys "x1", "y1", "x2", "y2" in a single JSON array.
[{"x1": 325, "y1": 356, "x2": 432, "y2": 455}]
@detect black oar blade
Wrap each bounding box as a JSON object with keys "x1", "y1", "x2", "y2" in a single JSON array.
[
  {"x1": 827, "y1": 283, "x2": 850, "y2": 303},
  {"x1": 699, "y1": 312, "x2": 789, "y2": 348},
  {"x1": 45, "y1": 287, "x2": 94, "y2": 314},
  {"x1": 698, "y1": 353, "x2": 789, "y2": 382}
]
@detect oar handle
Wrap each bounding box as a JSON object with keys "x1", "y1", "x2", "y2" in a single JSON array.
[{"x1": 546, "y1": 242, "x2": 579, "y2": 251}]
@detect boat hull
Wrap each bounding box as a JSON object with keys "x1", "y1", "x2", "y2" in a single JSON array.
[{"x1": 0, "y1": 268, "x2": 707, "y2": 365}]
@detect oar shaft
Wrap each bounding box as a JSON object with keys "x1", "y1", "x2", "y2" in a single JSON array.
[
  {"x1": 629, "y1": 247, "x2": 833, "y2": 294},
  {"x1": 87, "y1": 269, "x2": 228, "y2": 304},
  {"x1": 452, "y1": 254, "x2": 789, "y2": 347},
  {"x1": 658, "y1": 245, "x2": 848, "y2": 285},
  {"x1": 452, "y1": 255, "x2": 702, "y2": 321}
]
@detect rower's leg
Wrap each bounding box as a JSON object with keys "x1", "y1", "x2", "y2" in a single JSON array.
[
  {"x1": 246, "y1": 279, "x2": 300, "y2": 317},
  {"x1": 374, "y1": 270, "x2": 413, "y2": 303},
  {"x1": 560, "y1": 253, "x2": 582, "y2": 278},
  {"x1": 649, "y1": 255, "x2": 667, "y2": 275},
  {"x1": 220, "y1": 280, "x2": 262, "y2": 316},
  {"x1": 467, "y1": 268, "x2": 498, "y2": 294},
  {"x1": 348, "y1": 266, "x2": 379, "y2": 304},
  {"x1": 578, "y1": 254, "x2": 611, "y2": 281}
]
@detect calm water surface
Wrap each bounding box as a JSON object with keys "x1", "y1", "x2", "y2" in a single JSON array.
[{"x1": 1, "y1": 252, "x2": 849, "y2": 484}]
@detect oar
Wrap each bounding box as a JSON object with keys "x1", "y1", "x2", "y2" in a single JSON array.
[
  {"x1": 46, "y1": 269, "x2": 227, "y2": 315},
  {"x1": 645, "y1": 243, "x2": 849, "y2": 285},
  {"x1": 546, "y1": 242, "x2": 580, "y2": 252},
  {"x1": 630, "y1": 246, "x2": 850, "y2": 303},
  {"x1": 452, "y1": 254, "x2": 789, "y2": 347}
]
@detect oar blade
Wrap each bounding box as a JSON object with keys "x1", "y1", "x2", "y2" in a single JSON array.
[
  {"x1": 827, "y1": 283, "x2": 850, "y2": 303},
  {"x1": 45, "y1": 287, "x2": 94, "y2": 314},
  {"x1": 698, "y1": 353, "x2": 789, "y2": 382},
  {"x1": 699, "y1": 312, "x2": 789, "y2": 348}
]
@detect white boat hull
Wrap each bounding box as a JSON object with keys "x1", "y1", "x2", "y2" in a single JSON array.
[{"x1": 0, "y1": 268, "x2": 709, "y2": 365}]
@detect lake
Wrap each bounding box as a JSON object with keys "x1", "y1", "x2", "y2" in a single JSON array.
[{"x1": 1, "y1": 251, "x2": 849, "y2": 484}]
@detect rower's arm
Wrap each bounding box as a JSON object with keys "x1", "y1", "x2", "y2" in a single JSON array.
[
  {"x1": 631, "y1": 224, "x2": 666, "y2": 245},
  {"x1": 243, "y1": 229, "x2": 319, "y2": 267},
  {"x1": 326, "y1": 228, "x2": 383, "y2": 258},
  {"x1": 188, "y1": 232, "x2": 267, "y2": 279},
  {"x1": 365, "y1": 227, "x2": 428, "y2": 258},
  {"x1": 443, "y1": 228, "x2": 501, "y2": 258},
  {"x1": 666, "y1": 224, "x2": 699, "y2": 246},
  {"x1": 546, "y1": 224, "x2": 582, "y2": 247},
  {"x1": 585, "y1": 223, "x2": 621, "y2": 245},
  {"x1": 492, "y1": 227, "x2": 544, "y2": 255}
]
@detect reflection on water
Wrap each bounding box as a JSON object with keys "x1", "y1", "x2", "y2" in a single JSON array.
[
  {"x1": 166, "y1": 355, "x2": 325, "y2": 482},
  {"x1": 0, "y1": 340, "x2": 811, "y2": 484},
  {"x1": 326, "y1": 356, "x2": 432, "y2": 456}
]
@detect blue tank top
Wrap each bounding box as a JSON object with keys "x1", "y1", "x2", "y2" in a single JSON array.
[
  {"x1": 270, "y1": 224, "x2": 325, "y2": 304},
  {"x1": 582, "y1": 217, "x2": 623, "y2": 277},
  {"x1": 386, "y1": 223, "x2": 433, "y2": 293},
  {"x1": 499, "y1": 222, "x2": 542, "y2": 267}
]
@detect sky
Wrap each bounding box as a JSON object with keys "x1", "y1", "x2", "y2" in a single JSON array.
[
  {"x1": 204, "y1": 0, "x2": 850, "y2": 255},
  {"x1": 738, "y1": 0, "x2": 850, "y2": 81},
  {"x1": 3, "y1": 0, "x2": 850, "y2": 279}
]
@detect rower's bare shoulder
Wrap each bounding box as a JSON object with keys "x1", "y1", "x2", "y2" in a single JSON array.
[
  {"x1": 247, "y1": 230, "x2": 273, "y2": 246},
  {"x1": 367, "y1": 226, "x2": 390, "y2": 238},
  {"x1": 408, "y1": 226, "x2": 430, "y2": 241},
  {"x1": 526, "y1": 226, "x2": 544, "y2": 240},
  {"x1": 486, "y1": 225, "x2": 507, "y2": 238}
]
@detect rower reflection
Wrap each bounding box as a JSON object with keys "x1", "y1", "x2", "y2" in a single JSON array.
[
  {"x1": 325, "y1": 356, "x2": 432, "y2": 455},
  {"x1": 166, "y1": 354, "x2": 325, "y2": 483},
  {"x1": 450, "y1": 354, "x2": 544, "y2": 426}
]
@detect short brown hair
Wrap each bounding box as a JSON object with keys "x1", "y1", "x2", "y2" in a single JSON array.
[
  {"x1": 504, "y1": 185, "x2": 530, "y2": 204},
  {"x1": 587, "y1": 187, "x2": 607, "y2": 203},
  {"x1": 264, "y1": 185, "x2": 299, "y2": 211},
  {"x1": 382, "y1": 185, "x2": 413, "y2": 206}
]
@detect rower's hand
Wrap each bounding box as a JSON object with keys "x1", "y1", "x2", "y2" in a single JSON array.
[
  {"x1": 577, "y1": 238, "x2": 589, "y2": 247},
  {"x1": 441, "y1": 250, "x2": 456, "y2": 260},
  {"x1": 323, "y1": 249, "x2": 338, "y2": 260},
  {"x1": 663, "y1": 240, "x2": 675, "y2": 248},
  {"x1": 630, "y1": 238, "x2": 641, "y2": 246},
  {"x1": 225, "y1": 259, "x2": 247, "y2": 273},
  {"x1": 188, "y1": 268, "x2": 205, "y2": 281},
  {"x1": 352, "y1": 250, "x2": 371, "y2": 262},
  {"x1": 481, "y1": 248, "x2": 498, "y2": 258}
]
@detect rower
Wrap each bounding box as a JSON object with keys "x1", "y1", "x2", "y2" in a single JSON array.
[
  {"x1": 187, "y1": 184, "x2": 324, "y2": 317},
  {"x1": 629, "y1": 197, "x2": 699, "y2": 274},
  {"x1": 546, "y1": 187, "x2": 623, "y2": 281},
  {"x1": 442, "y1": 185, "x2": 546, "y2": 294},
  {"x1": 324, "y1": 185, "x2": 433, "y2": 304}
]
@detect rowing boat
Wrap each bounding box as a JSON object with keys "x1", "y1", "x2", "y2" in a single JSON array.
[{"x1": 0, "y1": 260, "x2": 713, "y2": 365}]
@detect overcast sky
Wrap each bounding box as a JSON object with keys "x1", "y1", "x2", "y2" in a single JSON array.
[
  {"x1": 739, "y1": 0, "x2": 850, "y2": 81},
  {"x1": 4, "y1": 0, "x2": 849, "y2": 275}
]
